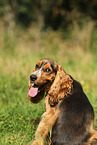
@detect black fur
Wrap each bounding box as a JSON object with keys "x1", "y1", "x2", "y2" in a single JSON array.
[{"x1": 52, "y1": 78, "x2": 94, "y2": 145}]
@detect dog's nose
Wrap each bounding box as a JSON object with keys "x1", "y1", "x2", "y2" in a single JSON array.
[{"x1": 30, "y1": 74, "x2": 37, "y2": 82}]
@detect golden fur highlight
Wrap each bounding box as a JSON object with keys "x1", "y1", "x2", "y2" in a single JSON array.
[
  {"x1": 48, "y1": 65, "x2": 73, "y2": 106},
  {"x1": 32, "y1": 97, "x2": 60, "y2": 145}
]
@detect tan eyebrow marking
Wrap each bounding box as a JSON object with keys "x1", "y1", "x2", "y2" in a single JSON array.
[
  {"x1": 43, "y1": 63, "x2": 52, "y2": 71},
  {"x1": 36, "y1": 61, "x2": 43, "y2": 68}
]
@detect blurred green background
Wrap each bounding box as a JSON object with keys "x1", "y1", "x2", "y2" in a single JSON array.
[{"x1": 0, "y1": 0, "x2": 97, "y2": 144}]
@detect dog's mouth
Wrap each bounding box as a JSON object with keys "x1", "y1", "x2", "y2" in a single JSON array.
[{"x1": 28, "y1": 81, "x2": 49, "y2": 98}]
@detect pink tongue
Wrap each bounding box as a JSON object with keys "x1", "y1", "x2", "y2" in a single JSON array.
[{"x1": 28, "y1": 87, "x2": 38, "y2": 97}]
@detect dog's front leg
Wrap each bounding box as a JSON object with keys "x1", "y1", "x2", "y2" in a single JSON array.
[{"x1": 32, "y1": 108, "x2": 59, "y2": 145}]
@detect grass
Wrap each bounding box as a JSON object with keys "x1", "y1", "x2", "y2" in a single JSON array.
[{"x1": 0, "y1": 21, "x2": 97, "y2": 144}]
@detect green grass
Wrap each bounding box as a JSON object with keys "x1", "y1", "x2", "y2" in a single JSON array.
[{"x1": 0, "y1": 23, "x2": 97, "y2": 144}]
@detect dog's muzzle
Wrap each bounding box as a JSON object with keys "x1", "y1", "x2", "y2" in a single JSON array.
[{"x1": 30, "y1": 66, "x2": 43, "y2": 83}]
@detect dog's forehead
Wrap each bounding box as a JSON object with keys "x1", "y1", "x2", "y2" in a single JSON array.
[
  {"x1": 40, "y1": 59, "x2": 58, "y2": 71},
  {"x1": 41, "y1": 59, "x2": 56, "y2": 65}
]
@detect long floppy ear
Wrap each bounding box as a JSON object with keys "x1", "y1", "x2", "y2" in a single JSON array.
[
  {"x1": 27, "y1": 81, "x2": 45, "y2": 103},
  {"x1": 47, "y1": 65, "x2": 73, "y2": 106}
]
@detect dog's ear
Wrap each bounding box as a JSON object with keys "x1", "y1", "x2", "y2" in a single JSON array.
[
  {"x1": 47, "y1": 65, "x2": 73, "y2": 106},
  {"x1": 27, "y1": 81, "x2": 45, "y2": 103}
]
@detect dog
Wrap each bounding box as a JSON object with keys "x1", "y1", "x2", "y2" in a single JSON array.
[{"x1": 27, "y1": 58, "x2": 97, "y2": 145}]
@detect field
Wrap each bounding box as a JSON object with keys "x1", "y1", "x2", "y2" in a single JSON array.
[{"x1": 0, "y1": 22, "x2": 97, "y2": 144}]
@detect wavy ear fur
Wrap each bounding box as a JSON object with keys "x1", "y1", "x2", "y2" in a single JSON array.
[{"x1": 47, "y1": 65, "x2": 73, "y2": 106}]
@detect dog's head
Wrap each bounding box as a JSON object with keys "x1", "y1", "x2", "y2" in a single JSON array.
[
  {"x1": 27, "y1": 58, "x2": 58, "y2": 103},
  {"x1": 27, "y1": 58, "x2": 73, "y2": 106}
]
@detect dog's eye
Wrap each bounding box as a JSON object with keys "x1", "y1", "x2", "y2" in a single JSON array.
[
  {"x1": 35, "y1": 64, "x2": 39, "y2": 69},
  {"x1": 44, "y1": 68, "x2": 51, "y2": 72}
]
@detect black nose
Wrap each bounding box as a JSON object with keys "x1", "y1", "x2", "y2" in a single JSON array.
[{"x1": 30, "y1": 74, "x2": 37, "y2": 82}]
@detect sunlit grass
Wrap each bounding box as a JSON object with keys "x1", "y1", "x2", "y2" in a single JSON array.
[{"x1": 0, "y1": 22, "x2": 97, "y2": 144}]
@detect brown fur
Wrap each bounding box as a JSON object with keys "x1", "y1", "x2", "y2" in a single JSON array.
[{"x1": 27, "y1": 58, "x2": 97, "y2": 145}]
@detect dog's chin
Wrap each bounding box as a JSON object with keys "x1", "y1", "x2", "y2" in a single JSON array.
[{"x1": 28, "y1": 81, "x2": 51, "y2": 103}]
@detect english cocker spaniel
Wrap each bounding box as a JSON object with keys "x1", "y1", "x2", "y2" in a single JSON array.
[{"x1": 27, "y1": 58, "x2": 97, "y2": 145}]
